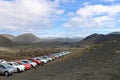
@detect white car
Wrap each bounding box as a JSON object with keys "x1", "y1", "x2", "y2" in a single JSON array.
[
  {"x1": 0, "y1": 59, "x2": 7, "y2": 63},
  {"x1": 21, "y1": 60, "x2": 37, "y2": 68},
  {"x1": 34, "y1": 57, "x2": 48, "y2": 64},
  {"x1": 52, "y1": 54, "x2": 60, "y2": 58},
  {"x1": 7, "y1": 62, "x2": 25, "y2": 72},
  {"x1": 41, "y1": 56, "x2": 53, "y2": 61}
]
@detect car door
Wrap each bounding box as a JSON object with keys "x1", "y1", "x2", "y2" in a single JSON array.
[
  {"x1": 0, "y1": 65, "x2": 5, "y2": 74},
  {"x1": 0, "y1": 65, "x2": 2, "y2": 74}
]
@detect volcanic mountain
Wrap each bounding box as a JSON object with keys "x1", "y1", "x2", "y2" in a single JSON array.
[
  {"x1": 14, "y1": 33, "x2": 41, "y2": 43},
  {"x1": 1, "y1": 34, "x2": 15, "y2": 41},
  {"x1": 0, "y1": 34, "x2": 14, "y2": 46},
  {"x1": 75, "y1": 32, "x2": 120, "y2": 47}
]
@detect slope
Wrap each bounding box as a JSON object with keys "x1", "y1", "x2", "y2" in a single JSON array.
[
  {"x1": 0, "y1": 34, "x2": 14, "y2": 46},
  {"x1": 75, "y1": 32, "x2": 120, "y2": 47},
  {"x1": 14, "y1": 33, "x2": 41, "y2": 43}
]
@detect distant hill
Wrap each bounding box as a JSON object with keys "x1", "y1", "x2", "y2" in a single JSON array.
[
  {"x1": 75, "y1": 33, "x2": 106, "y2": 47},
  {"x1": 41, "y1": 37, "x2": 82, "y2": 42},
  {"x1": 0, "y1": 34, "x2": 14, "y2": 46},
  {"x1": 14, "y1": 33, "x2": 41, "y2": 43},
  {"x1": 0, "y1": 33, "x2": 79, "y2": 47},
  {"x1": 109, "y1": 31, "x2": 120, "y2": 34},
  {"x1": 1, "y1": 34, "x2": 15, "y2": 41},
  {"x1": 75, "y1": 32, "x2": 120, "y2": 47}
]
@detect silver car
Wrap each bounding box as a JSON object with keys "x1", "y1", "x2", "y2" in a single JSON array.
[
  {"x1": 7, "y1": 62, "x2": 25, "y2": 72},
  {"x1": 0, "y1": 63, "x2": 17, "y2": 76}
]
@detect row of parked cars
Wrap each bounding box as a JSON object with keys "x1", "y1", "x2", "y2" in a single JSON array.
[{"x1": 0, "y1": 51, "x2": 71, "y2": 76}]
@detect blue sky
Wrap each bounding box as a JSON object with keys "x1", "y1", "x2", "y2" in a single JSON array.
[{"x1": 0, "y1": 0, "x2": 120, "y2": 38}]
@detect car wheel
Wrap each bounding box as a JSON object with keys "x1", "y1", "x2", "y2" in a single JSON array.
[
  {"x1": 4, "y1": 71, "x2": 9, "y2": 76},
  {"x1": 41, "y1": 62, "x2": 44, "y2": 66},
  {"x1": 31, "y1": 65, "x2": 34, "y2": 68},
  {"x1": 17, "y1": 68, "x2": 20, "y2": 72}
]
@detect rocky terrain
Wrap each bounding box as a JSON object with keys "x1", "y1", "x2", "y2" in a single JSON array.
[{"x1": 0, "y1": 32, "x2": 120, "y2": 80}]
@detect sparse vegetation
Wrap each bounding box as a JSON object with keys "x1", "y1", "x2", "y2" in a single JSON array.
[
  {"x1": 83, "y1": 40, "x2": 117, "y2": 53},
  {"x1": 0, "y1": 47, "x2": 72, "y2": 60},
  {"x1": 1, "y1": 32, "x2": 120, "y2": 80}
]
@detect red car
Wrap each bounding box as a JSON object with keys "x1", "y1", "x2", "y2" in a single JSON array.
[
  {"x1": 16, "y1": 60, "x2": 31, "y2": 70},
  {"x1": 27, "y1": 58, "x2": 43, "y2": 65}
]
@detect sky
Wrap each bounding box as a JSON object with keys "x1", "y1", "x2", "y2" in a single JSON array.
[{"x1": 0, "y1": 0, "x2": 120, "y2": 38}]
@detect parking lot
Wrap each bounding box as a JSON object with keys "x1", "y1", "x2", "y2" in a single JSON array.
[{"x1": 0, "y1": 51, "x2": 71, "y2": 80}]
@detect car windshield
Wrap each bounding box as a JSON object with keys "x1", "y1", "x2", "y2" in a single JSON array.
[
  {"x1": 43, "y1": 57, "x2": 47, "y2": 58},
  {"x1": 36, "y1": 58, "x2": 40, "y2": 60},
  {"x1": 40, "y1": 57, "x2": 47, "y2": 59},
  {"x1": 22, "y1": 61, "x2": 28, "y2": 63},
  {"x1": 2, "y1": 63, "x2": 13, "y2": 68},
  {"x1": 28, "y1": 60, "x2": 32, "y2": 63},
  {"x1": 13, "y1": 62, "x2": 19, "y2": 66},
  {"x1": 34, "y1": 58, "x2": 40, "y2": 60}
]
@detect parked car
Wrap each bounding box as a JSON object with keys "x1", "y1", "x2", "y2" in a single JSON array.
[
  {"x1": 40, "y1": 56, "x2": 53, "y2": 61},
  {"x1": 57, "y1": 53, "x2": 63, "y2": 57},
  {"x1": 0, "y1": 63, "x2": 17, "y2": 76},
  {"x1": 27, "y1": 58, "x2": 43, "y2": 65},
  {"x1": 21, "y1": 60, "x2": 37, "y2": 68},
  {"x1": 64, "y1": 51, "x2": 71, "y2": 55},
  {"x1": 47, "y1": 54, "x2": 56, "y2": 60},
  {"x1": 61, "y1": 52, "x2": 66, "y2": 56},
  {"x1": 0, "y1": 59, "x2": 7, "y2": 63},
  {"x1": 52, "y1": 53, "x2": 60, "y2": 58},
  {"x1": 7, "y1": 62, "x2": 25, "y2": 72},
  {"x1": 34, "y1": 57, "x2": 48, "y2": 64},
  {"x1": 16, "y1": 60, "x2": 31, "y2": 70}
]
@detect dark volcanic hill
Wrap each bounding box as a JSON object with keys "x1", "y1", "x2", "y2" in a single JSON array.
[
  {"x1": 109, "y1": 31, "x2": 120, "y2": 34},
  {"x1": 75, "y1": 33, "x2": 106, "y2": 47},
  {"x1": 14, "y1": 33, "x2": 41, "y2": 43},
  {"x1": 0, "y1": 34, "x2": 14, "y2": 46},
  {"x1": 1, "y1": 34, "x2": 15, "y2": 41},
  {"x1": 75, "y1": 32, "x2": 120, "y2": 47}
]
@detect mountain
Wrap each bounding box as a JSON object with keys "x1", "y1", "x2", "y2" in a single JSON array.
[
  {"x1": 53, "y1": 37, "x2": 82, "y2": 42},
  {"x1": 75, "y1": 32, "x2": 120, "y2": 47},
  {"x1": 109, "y1": 31, "x2": 120, "y2": 35},
  {"x1": 1, "y1": 34, "x2": 15, "y2": 41},
  {"x1": 14, "y1": 33, "x2": 41, "y2": 43},
  {"x1": 0, "y1": 34, "x2": 14, "y2": 46},
  {"x1": 41, "y1": 37, "x2": 82, "y2": 42},
  {"x1": 75, "y1": 33, "x2": 106, "y2": 47}
]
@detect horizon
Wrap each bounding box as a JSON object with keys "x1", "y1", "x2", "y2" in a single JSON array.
[
  {"x1": 1, "y1": 31, "x2": 120, "y2": 39},
  {"x1": 0, "y1": 0, "x2": 120, "y2": 38}
]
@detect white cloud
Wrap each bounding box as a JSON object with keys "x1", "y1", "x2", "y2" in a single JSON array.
[
  {"x1": 118, "y1": 20, "x2": 120, "y2": 22},
  {"x1": 96, "y1": 28, "x2": 120, "y2": 31},
  {"x1": 54, "y1": 0, "x2": 75, "y2": 4},
  {"x1": 100, "y1": 0, "x2": 117, "y2": 2},
  {"x1": 83, "y1": 2, "x2": 91, "y2": 6},
  {"x1": 0, "y1": 0, "x2": 64, "y2": 32},
  {"x1": 63, "y1": 4, "x2": 120, "y2": 29}
]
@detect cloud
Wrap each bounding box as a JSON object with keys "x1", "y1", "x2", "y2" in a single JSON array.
[
  {"x1": 63, "y1": 4, "x2": 120, "y2": 29},
  {"x1": 54, "y1": 0, "x2": 75, "y2": 4},
  {"x1": 96, "y1": 28, "x2": 120, "y2": 31},
  {"x1": 99, "y1": 0, "x2": 117, "y2": 2},
  {"x1": 0, "y1": 0, "x2": 64, "y2": 33}
]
